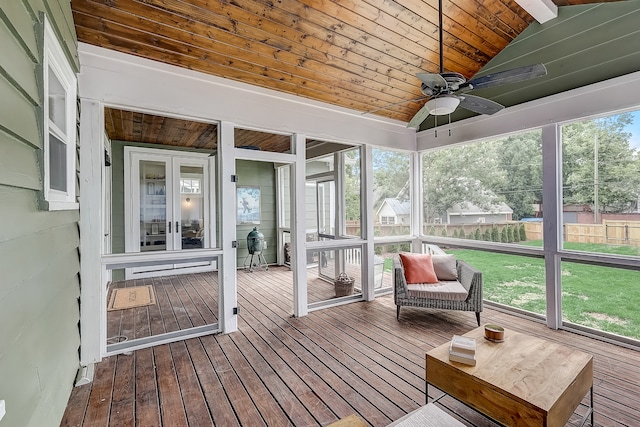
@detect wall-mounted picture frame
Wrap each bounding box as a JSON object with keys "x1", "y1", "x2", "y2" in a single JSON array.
[{"x1": 237, "y1": 186, "x2": 261, "y2": 224}]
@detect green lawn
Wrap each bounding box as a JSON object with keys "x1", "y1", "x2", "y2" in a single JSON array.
[{"x1": 448, "y1": 245, "x2": 640, "y2": 340}]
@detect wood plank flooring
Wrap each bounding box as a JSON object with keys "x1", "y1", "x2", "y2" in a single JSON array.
[
  {"x1": 62, "y1": 266, "x2": 640, "y2": 426},
  {"x1": 107, "y1": 274, "x2": 219, "y2": 342}
]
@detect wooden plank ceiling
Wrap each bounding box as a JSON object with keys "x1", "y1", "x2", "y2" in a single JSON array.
[{"x1": 82, "y1": 0, "x2": 623, "y2": 147}]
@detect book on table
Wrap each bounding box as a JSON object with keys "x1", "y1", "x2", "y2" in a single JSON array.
[
  {"x1": 448, "y1": 351, "x2": 476, "y2": 366},
  {"x1": 450, "y1": 335, "x2": 476, "y2": 356}
]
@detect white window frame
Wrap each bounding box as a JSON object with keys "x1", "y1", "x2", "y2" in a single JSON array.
[{"x1": 43, "y1": 16, "x2": 78, "y2": 210}]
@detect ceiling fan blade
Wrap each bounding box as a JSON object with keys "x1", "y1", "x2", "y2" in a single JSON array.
[
  {"x1": 417, "y1": 73, "x2": 448, "y2": 90},
  {"x1": 459, "y1": 94, "x2": 504, "y2": 115},
  {"x1": 407, "y1": 104, "x2": 431, "y2": 128},
  {"x1": 463, "y1": 64, "x2": 547, "y2": 91}
]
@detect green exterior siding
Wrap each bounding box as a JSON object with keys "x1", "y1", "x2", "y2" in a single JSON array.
[{"x1": 0, "y1": 1, "x2": 80, "y2": 426}]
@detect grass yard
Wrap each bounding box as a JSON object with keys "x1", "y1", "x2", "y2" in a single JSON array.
[{"x1": 448, "y1": 245, "x2": 640, "y2": 340}]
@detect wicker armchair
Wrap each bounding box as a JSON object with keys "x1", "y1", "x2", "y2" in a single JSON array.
[{"x1": 394, "y1": 258, "x2": 483, "y2": 326}]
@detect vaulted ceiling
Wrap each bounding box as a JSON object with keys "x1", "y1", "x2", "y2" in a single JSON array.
[{"x1": 75, "y1": 0, "x2": 637, "y2": 141}]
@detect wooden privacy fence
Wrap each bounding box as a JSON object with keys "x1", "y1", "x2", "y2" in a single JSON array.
[
  {"x1": 348, "y1": 221, "x2": 640, "y2": 246},
  {"x1": 525, "y1": 220, "x2": 640, "y2": 246}
]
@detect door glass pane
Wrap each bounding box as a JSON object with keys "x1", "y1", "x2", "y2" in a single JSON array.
[
  {"x1": 140, "y1": 161, "x2": 167, "y2": 252},
  {"x1": 180, "y1": 165, "x2": 205, "y2": 249},
  {"x1": 343, "y1": 148, "x2": 361, "y2": 238},
  {"x1": 317, "y1": 180, "x2": 335, "y2": 239}
]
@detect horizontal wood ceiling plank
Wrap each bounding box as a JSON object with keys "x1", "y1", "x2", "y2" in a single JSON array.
[
  {"x1": 72, "y1": 1, "x2": 421, "y2": 109},
  {"x1": 74, "y1": 19, "x2": 420, "y2": 121},
  {"x1": 79, "y1": 25, "x2": 416, "y2": 121}
]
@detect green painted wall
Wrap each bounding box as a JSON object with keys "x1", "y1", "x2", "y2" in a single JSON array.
[
  {"x1": 236, "y1": 160, "x2": 277, "y2": 267},
  {"x1": 0, "y1": 1, "x2": 81, "y2": 426}
]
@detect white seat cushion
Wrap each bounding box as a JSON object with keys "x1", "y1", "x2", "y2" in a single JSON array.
[
  {"x1": 406, "y1": 280, "x2": 468, "y2": 301},
  {"x1": 387, "y1": 403, "x2": 465, "y2": 426}
]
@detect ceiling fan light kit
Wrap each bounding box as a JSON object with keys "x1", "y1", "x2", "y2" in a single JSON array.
[{"x1": 425, "y1": 96, "x2": 460, "y2": 115}]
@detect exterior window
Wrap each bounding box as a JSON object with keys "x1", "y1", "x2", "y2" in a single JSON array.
[
  {"x1": 43, "y1": 17, "x2": 77, "y2": 210},
  {"x1": 380, "y1": 216, "x2": 394, "y2": 224}
]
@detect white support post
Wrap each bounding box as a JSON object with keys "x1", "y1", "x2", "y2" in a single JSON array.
[
  {"x1": 362, "y1": 145, "x2": 374, "y2": 301},
  {"x1": 291, "y1": 134, "x2": 308, "y2": 317},
  {"x1": 412, "y1": 151, "x2": 423, "y2": 252},
  {"x1": 79, "y1": 98, "x2": 105, "y2": 364},
  {"x1": 219, "y1": 121, "x2": 238, "y2": 333},
  {"x1": 542, "y1": 124, "x2": 562, "y2": 329}
]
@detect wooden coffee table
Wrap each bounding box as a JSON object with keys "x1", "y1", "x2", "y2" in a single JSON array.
[{"x1": 426, "y1": 326, "x2": 593, "y2": 426}]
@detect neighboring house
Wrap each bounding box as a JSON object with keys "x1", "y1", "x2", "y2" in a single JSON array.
[
  {"x1": 0, "y1": 3, "x2": 81, "y2": 426},
  {"x1": 445, "y1": 202, "x2": 513, "y2": 225},
  {"x1": 376, "y1": 198, "x2": 410, "y2": 225}
]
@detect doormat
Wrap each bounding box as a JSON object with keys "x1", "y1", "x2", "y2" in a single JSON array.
[{"x1": 107, "y1": 285, "x2": 156, "y2": 311}]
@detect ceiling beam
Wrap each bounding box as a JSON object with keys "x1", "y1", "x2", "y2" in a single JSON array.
[{"x1": 514, "y1": 0, "x2": 558, "y2": 23}]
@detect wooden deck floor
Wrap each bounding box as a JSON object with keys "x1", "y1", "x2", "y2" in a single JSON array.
[{"x1": 62, "y1": 266, "x2": 640, "y2": 426}]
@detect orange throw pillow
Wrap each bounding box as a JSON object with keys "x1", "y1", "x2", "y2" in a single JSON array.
[{"x1": 399, "y1": 253, "x2": 439, "y2": 284}]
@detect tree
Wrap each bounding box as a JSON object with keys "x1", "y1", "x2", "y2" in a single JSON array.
[
  {"x1": 501, "y1": 227, "x2": 508, "y2": 243},
  {"x1": 422, "y1": 142, "x2": 504, "y2": 223},
  {"x1": 495, "y1": 131, "x2": 543, "y2": 220},
  {"x1": 343, "y1": 149, "x2": 361, "y2": 221},
  {"x1": 372, "y1": 149, "x2": 411, "y2": 209},
  {"x1": 562, "y1": 114, "x2": 640, "y2": 213},
  {"x1": 491, "y1": 226, "x2": 499, "y2": 242},
  {"x1": 474, "y1": 228, "x2": 482, "y2": 240},
  {"x1": 519, "y1": 223, "x2": 527, "y2": 241},
  {"x1": 483, "y1": 228, "x2": 491, "y2": 241}
]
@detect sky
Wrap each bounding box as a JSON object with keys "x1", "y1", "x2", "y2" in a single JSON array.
[{"x1": 623, "y1": 110, "x2": 640, "y2": 149}]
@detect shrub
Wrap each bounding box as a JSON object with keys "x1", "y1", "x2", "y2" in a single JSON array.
[
  {"x1": 491, "y1": 226, "x2": 499, "y2": 242},
  {"x1": 400, "y1": 243, "x2": 411, "y2": 252},
  {"x1": 453, "y1": 229, "x2": 459, "y2": 238},
  {"x1": 483, "y1": 228, "x2": 491, "y2": 241},
  {"x1": 474, "y1": 228, "x2": 482, "y2": 240},
  {"x1": 507, "y1": 226, "x2": 514, "y2": 243},
  {"x1": 387, "y1": 244, "x2": 399, "y2": 253},
  {"x1": 428, "y1": 226, "x2": 436, "y2": 235},
  {"x1": 374, "y1": 246, "x2": 383, "y2": 255},
  {"x1": 501, "y1": 227, "x2": 508, "y2": 243},
  {"x1": 458, "y1": 228, "x2": 466, "y2": 239},
  {"x1": 441, "y1": 227, "x2": 448, "y2": 237},
  {"x1": 519, "y1": 223, "x2": 527, "y2": 241},
  {"x1": 513, "y1": 225, "x2": 520, "y2": 242}
]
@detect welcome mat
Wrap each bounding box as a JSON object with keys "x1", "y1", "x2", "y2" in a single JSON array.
[{"x1": 107, "y1": 285, "x2": 156, "y2": 311}]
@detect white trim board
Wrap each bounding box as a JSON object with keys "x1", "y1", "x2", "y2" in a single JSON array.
[{"x1": 77, "y1": 43, "x2": 415, "y2": 151}]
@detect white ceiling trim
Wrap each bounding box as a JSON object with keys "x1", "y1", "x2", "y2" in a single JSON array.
[{"x1": 515, "y1": 0, "x2": 558, "y2": 23}]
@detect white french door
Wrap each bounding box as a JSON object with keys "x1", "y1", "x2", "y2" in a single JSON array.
[{"x1": 124, "y1": 147, "x2": 214, "y2": 278}]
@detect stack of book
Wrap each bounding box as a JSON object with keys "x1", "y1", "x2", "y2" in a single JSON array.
[{"x1": 449, "y1": 334, "x2": 476, "y2": 366}]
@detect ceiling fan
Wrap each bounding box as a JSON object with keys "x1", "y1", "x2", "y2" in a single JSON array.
[{"x1": 406, "y1": 0, "x2": 548, "y2": 128}]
